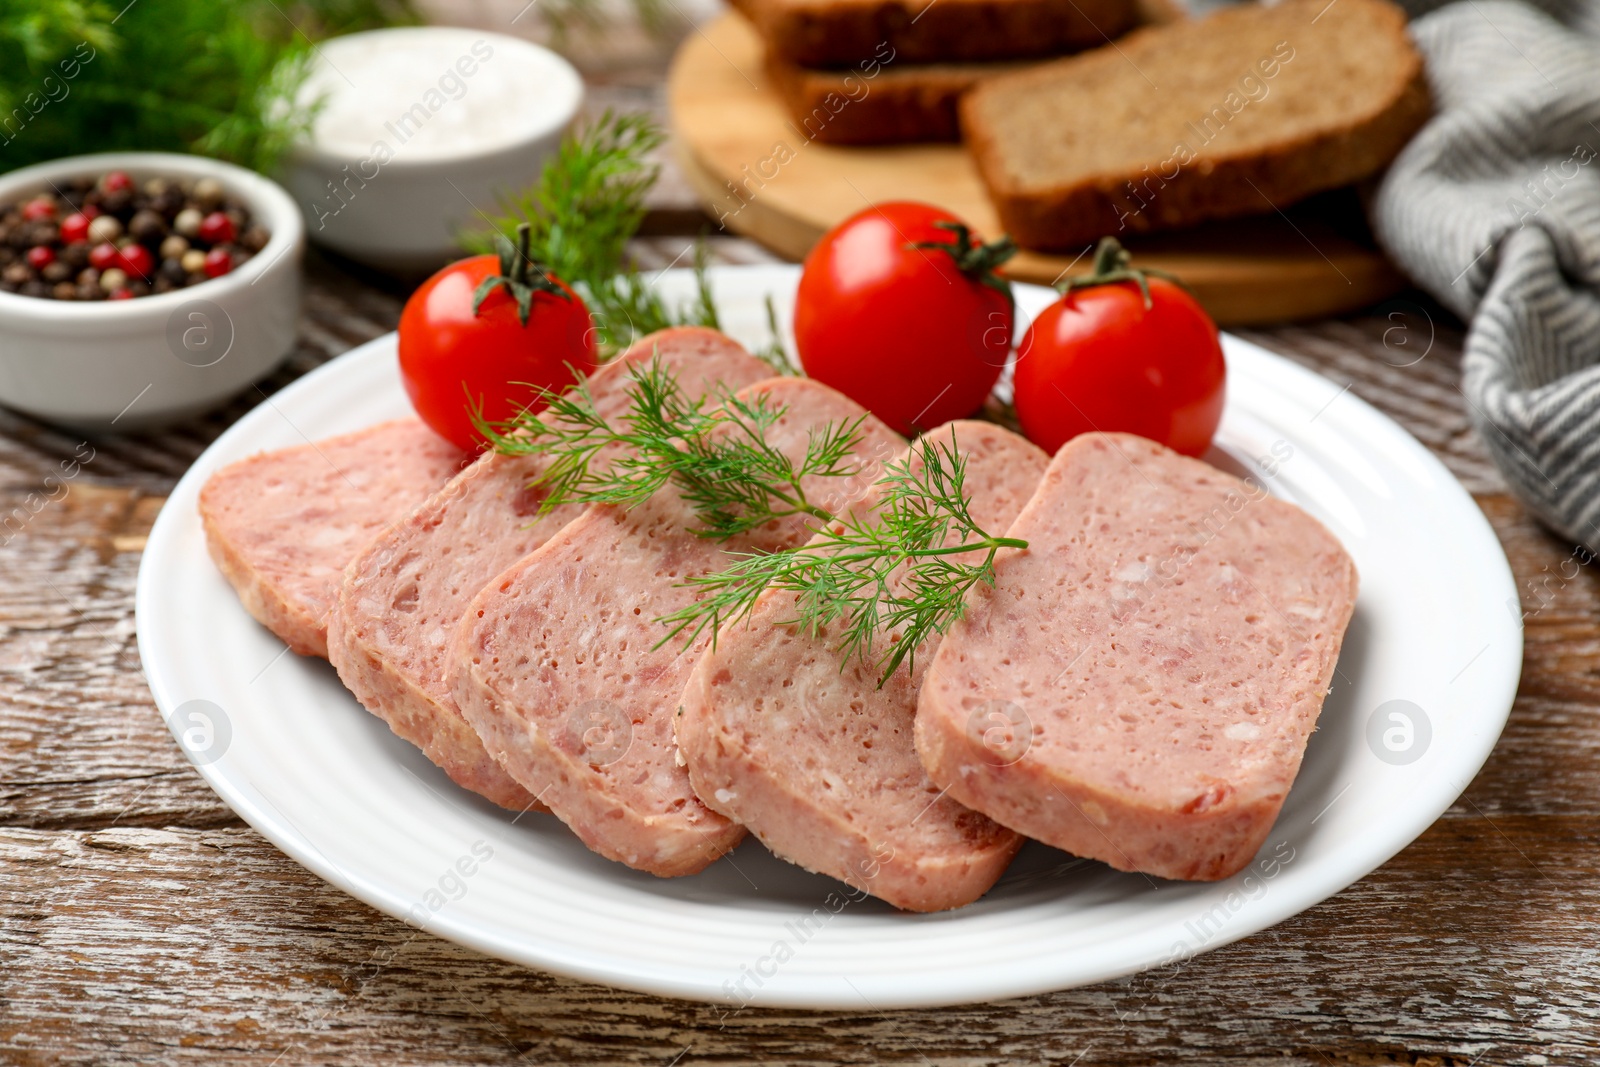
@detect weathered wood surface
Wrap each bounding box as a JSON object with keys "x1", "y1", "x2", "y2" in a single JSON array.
[{"x1": 4, "y1": 43, "x2": 1600, "y2": 1067}]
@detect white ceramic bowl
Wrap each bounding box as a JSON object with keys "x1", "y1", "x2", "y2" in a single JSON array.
[
  {"x1": 283, "y1": 27, "x2": 583, "y2": 270},
  {"x1": 0, "y1": 152, "x2": 304, "y2": 432}
]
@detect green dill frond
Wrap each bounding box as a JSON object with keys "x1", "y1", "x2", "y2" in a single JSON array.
[
  {"x1": 478, "y1": 353, "x2": 855, "y2": 539},
  {"x1": 483, "y1": 357, "x2": 1026, "y2": 687},
  {"x1": 663, "y1": 428, "x2": 1029, "y2": 685}
]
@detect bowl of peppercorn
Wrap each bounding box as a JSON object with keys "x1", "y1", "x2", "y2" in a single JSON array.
[{"x1": 0, "y1": 151, "x2": 303, "y2": 431}]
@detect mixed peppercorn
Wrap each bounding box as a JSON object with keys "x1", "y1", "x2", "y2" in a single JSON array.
[{"x1": 0, "y1": 171, "x2": 270, "y2": 301}]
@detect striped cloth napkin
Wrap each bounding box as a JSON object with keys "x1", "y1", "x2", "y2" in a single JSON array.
[{"x1": 1372, "y1": 0, "x2": 1600, "y2": 552}]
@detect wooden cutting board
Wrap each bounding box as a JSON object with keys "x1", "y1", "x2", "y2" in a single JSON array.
[{"x1": 666, "y1": 12, "x2": 1408, "y2": 326}]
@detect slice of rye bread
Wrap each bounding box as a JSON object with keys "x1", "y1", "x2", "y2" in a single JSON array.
[
  {"x1": 449, "y1": 378, "x2": 905, "y2": 877},
  {"x1": 764, "y1": 52, "x2": 1035, "y2": 145},
  {"x1": 728, "y1": 0, "x2": 1139, "y2": 67},
  {"x1": 960, "y1": 0, "x2": 1431, "y2": 249},
  {"x1": 915, "y1": 433, "x2": 1358, "y2": 881},
  {"x1": 758, "y1": 0, "x2": 1180, "y2": 145},
  {"x1": 200, "y1": 419, "x2": 469, "y2": 658},
  {"x1": 327, "y1": 329, "x2": 772, "y2": 813},
  {"x1": 676, "y1": 421, "x2": 1048, "y2": 912}
]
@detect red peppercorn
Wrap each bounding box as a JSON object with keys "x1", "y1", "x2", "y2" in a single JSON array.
[
  {"x1": 25, "y1": 246, "x2": 55, "y2": 270},
  {"x1": 88, "y1": 242, "x2": 121, "y2": 272},
  {"x1": 59, "y1": 212, "x2": 92, "y2": 244},
  {"x1": 108, "y1": 288, "x2": 134, "y2": 301},
  {"x1": 21, "y1": 197, "x2": 56, "y2": 221},
  {"x1": 197, "y1": 211, "x2": 236, "y2": 246},
  {"x1": 101, "y1": 171, "x2": 134, "y2": 194},
  {"x1": 202, "y1": 247, "x2": 232, "y2": 278},
  {"x1": 117, "y1": 244, "x2": 154, "y2": 280}
]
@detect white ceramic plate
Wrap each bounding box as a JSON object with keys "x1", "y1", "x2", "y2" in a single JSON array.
[{"x1": 137, "y1": 265, "x2": 1520, "y2": 1009}]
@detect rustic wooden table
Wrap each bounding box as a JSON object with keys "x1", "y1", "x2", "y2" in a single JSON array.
[{"x1": 3, "y1": 31, "x2": 1598, "y2": 1067}]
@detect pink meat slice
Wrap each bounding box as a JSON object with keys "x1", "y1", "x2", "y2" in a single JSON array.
[
  {"x1": 450, "y1": 377, "x2": 904, "y2": 876},
  {"x1": 327, "y1": 328, "x2": 771, "y2": 812},
  {"x1": 200, "y1": 418, "x2": 468, "y2": 658},
  {"x1": 915, "y1": 432, "x2": 1359, "y2": 882},
  {"x1": 677, "y1": 421, "x2": 1048, "y2": 911}
]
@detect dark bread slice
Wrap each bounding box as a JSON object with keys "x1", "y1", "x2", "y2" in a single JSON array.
[
  {"x1": 961, "y1": 0, "x2": 1431, "y2": 250},
  {"x1": 728, "y1": 0, "x2": 1139, "y2": 67},
  {"x1": 764, "y1": 52, "x2": 1034, "y2": 144}
]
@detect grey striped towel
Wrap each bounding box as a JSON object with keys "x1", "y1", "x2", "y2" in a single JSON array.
[{"x1": 1373, "y1": 0, "x2": 1600, "y2": 551}]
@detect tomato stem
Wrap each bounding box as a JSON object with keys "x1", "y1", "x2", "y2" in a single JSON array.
[
  {"x1": 1058, "y1": 236, "x2": 1186, "y2": 311},
  {"x1": 907, "y1": 221, "x2": 1017, "y2": 303},
  {"x1": 471, "y1": 222, "x2": 570, "y2": 326}
]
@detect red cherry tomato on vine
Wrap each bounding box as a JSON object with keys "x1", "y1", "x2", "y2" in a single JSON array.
[
  {"x1": 794, "y1": 201, "x2": 1016, "y2": 436},
  {"x1": 399, "y1": 225, "x2": 597, "y2": 452},
  {"x1": 1013, "y1": 238, "x2": 1226, "y2": 458}
]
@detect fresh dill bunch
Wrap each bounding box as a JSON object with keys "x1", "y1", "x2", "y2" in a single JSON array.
[
  {"x1": 482, "y1": 359, "x2": 1026, "y2": 684},
  {"x1": 659, "y1": 431, "x2": 1027, "y2": 683},
  {"x1": 466, "y1": 112, "x2": 720, "y2": 357},
  {"x1": 0, "y1": 0, "x2": 415, "y2": 173},
  {"x1": 479, "y1": 357, "x2": 865, "y2": 540}
]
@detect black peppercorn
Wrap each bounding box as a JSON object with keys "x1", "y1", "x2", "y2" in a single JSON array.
[
  {"x1": 152, "y1": 188, "x2": 185, "y2": 216},
  {"x1": 100, "y1": 188, "x2": 132, "y2": 215},
  {"x1": 128, "y1": 209, "x2": 167, "y2": 243},
  {"x1": 240, "y1": 226, "x2": 270, "y2": 253}
]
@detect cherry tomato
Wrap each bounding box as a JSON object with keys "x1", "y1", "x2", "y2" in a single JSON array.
[
  {"x1": 1013, "y1": 238, "x2": 1226, "y2": 458},
  {"x1": 794, "y1": 201, "x2": 1015, "y2": 436},
  {"x1": 399, "y1": 224, "x2": 597, "y2": 452}
]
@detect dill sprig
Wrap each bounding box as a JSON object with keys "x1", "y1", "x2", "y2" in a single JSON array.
[
  {"x1": 483, "y1": 362, "x2": 1027, "y2": 684},
  {"x1": 480, "y1": 357, "x2": 866, "y2": 540},
  {"x1": 658, "y1": 431, "x2": 1027, "y2": 682},
  {"x1": 466, "y1": 112, "x2": 719, "y2": 357}
]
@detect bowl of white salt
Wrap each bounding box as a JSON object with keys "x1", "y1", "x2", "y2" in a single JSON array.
[{"x1": 282, "y1": 26, "x2": 583, "y2": 270}]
